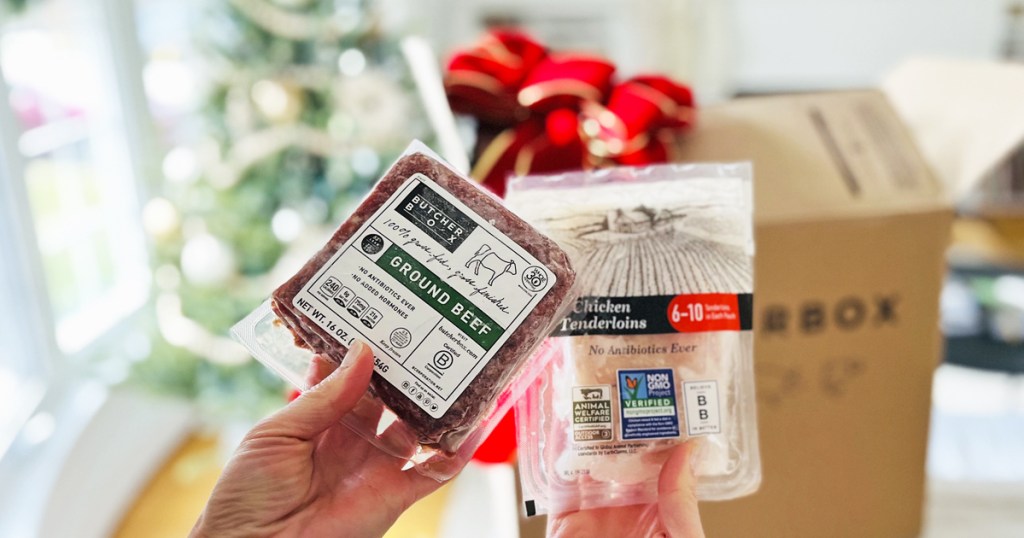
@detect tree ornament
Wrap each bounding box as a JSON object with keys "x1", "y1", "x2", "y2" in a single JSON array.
[
  {"x1": 337, "y1": 48, "x2": 367, "y2": 77},
  {"x1": 162, "y1": 146, "x2": 200, "y2": 184},
  {"x1": 142, "y1": 197, "x2": 181, "y2": 238},
  {"x1": 251, "y1": 79, "x2": 304, "y2": 124},
  {"x1": 181, "y1": 233, "x2": 236, "y2": 286},
  {"x1": 271, "y1": 207, "x2": 304, "y2": 242}
]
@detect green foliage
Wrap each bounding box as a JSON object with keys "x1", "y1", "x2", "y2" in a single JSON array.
[
  {"x1": 2, "y1": 0, "x2": 31, "y2": 15},
  {"x1": 135, "y1": 336, "x2": 286, "y2": 420}
]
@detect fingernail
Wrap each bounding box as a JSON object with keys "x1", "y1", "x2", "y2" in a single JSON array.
[{"x1": 341, "y1": 340, "x2": 365, "y2": 369}]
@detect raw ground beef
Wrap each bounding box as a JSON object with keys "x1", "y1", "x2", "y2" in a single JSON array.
[{"x1": 271, "y1": 152, "x2": 576, "y2": 451}]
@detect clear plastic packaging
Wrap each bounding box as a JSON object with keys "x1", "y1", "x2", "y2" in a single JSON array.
[
  {"x1": 232, "y1": 141, "x2": 578, "y2": 481},
  {"x1": 506, "y1": 162, "x2": 760, "y2": 515}
]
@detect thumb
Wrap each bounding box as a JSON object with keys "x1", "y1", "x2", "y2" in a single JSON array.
[
  {"x1": 657, "y1": 441, "x2": 705, "y2": 538},
  {"x1": 264, "y1": 340, "x2": 375, "y2": 441}
]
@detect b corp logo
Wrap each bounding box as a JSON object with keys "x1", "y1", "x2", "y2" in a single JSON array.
[{"x1": 433, "y1": 350, "x2": 454, "y2": 370}]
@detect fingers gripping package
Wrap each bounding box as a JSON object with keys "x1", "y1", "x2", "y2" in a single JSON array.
[
  {"x1": 232, "y1": 142, "x2": 577, "y2": 480},
  {"x1": 506, "y1": 163, "x2": 760, "y2": 515}
]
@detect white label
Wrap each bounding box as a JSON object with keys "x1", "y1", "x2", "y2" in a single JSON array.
[
  {"x1": 293, "y1": 172, "x2": 556, "y2": 418},
  {"x1": 683, "y1": 380, "x2": 721, "y2": 435}
]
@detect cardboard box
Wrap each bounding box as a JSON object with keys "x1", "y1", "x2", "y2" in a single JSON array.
[
  {"x1": 674, "y1": 91, "x2": 952, "y2": 537},
  {"x1": 883, "y1": 58, "x2": 1024, "y2": 216}
]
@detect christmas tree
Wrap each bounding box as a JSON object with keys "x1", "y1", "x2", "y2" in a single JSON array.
[
  {"x1": 134, "y1": 0, "x2": 428, "y2": 419},
  {"x1": 0, "y1": 0, "x2": 30, "y2": 14}
]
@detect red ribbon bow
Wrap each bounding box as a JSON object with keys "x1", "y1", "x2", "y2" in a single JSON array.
[{"x1": 445, "y1": 30, "x2": 696, "y2": 196}]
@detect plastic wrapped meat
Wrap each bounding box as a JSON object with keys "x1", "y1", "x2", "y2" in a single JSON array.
[
  {"x1": 550, "y1": 333, "x2": 735, "y2": 486},
  {"x1": 271, "y1": 151, "x2": 576, "y2": 451},
  {"x1": 232, "y1": 142, "x2": 578, "y2": 482},
  {"x1": 507, "y1": 163, "x2": 760, "y2": 514}
]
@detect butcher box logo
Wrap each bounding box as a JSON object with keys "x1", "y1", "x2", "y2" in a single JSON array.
[
  {"x1": 760, "y1": 293, "x2": 900, "y2": 336},
  {"x1": 398, "y1": 180, "x2": 478, "y2": 252}
]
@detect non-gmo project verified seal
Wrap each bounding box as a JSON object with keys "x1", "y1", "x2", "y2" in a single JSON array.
[{"x1": 618, "y1": 369, "x2": 680, "y2": 441}]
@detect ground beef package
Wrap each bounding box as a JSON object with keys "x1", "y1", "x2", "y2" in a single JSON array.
[
  {"x1": 506, "y1": 162, "x2": 760, "y2": 517},
  {"x1": 232, "y1": 142, "x2": 577, "y2": 481}
]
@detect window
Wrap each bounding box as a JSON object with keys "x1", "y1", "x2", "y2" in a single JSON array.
[
  {"x1": 2, "y1": 0, "x2": 151, "y2": 355},
  {"x1": 0, "y1": 73, "x2": 51, "y2": 455},
  {"x1": 0, "y1": 0, "x2": 152, "y2": 452}
]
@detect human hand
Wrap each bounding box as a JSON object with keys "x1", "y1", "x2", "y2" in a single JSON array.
[
  {"x1": 546, "y1": 442, "x2": 705, "y2": 538},
  {"x1": 191, "y1": 341, "x2": 445, "y2": 538}
]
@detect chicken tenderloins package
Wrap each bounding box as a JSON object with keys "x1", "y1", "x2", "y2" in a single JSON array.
[{"x1": 506, "y1": 162, "x2": 760, "y2": 516}]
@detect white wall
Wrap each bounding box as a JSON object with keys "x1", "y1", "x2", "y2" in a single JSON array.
[{"x1": 733, "y1": 0, "x2": 1006, "y2": 91}]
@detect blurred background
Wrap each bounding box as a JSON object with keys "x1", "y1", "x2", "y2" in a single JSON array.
[{"x1": 0, "y1": 0, "x2": 1023, "y2": 537}]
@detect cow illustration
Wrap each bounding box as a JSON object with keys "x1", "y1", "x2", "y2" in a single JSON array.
[
  {"x1": 580, "y1": 388, "x2": 604, "y2": 400},
  {"x1": 465, "y1": 244, "x2": 517, "y2": 285}
]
